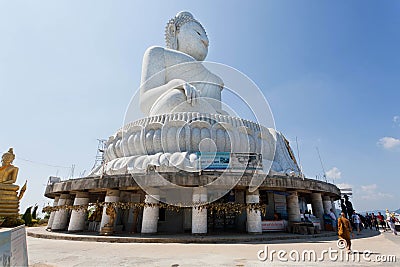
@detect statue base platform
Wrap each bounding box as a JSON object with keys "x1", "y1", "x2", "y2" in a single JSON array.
[
  {"x1": 89, "y1": 112, "x2": 300, "y2": 177},
  {"x1": 0, "y1": 187, "x2": 20, "y2": 217}
]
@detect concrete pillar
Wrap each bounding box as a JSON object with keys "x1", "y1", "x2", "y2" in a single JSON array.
[
  {"x1": 246, "y1": 189, "x2": 262, "y2": 234},
  {"x1": 286, "y1": 191, "x2": 301, "y2": 222},
  {"x1": 311, "y1": 192, "x2": 325, "y2": 229},
  {"x1": 68, "y1": 192, "x2": 90, "y2": 232},
  {"x1": 322, "y1": 195, "x2": 332, "y2": 214},
  {"x1": 46, "y1": 195, "x2": 60, "y2": 230},
  {"x1": 192, "y1": 187, "x2": 207, "y2": 234},
  {"x1": 51, "y1": 194, "x2": 73, "y2": 231},
  {"x1": 141, "y1": 194, "x2": 159, "y2": 234},
  {"x1": 100, "y1": 189, "x2": 120, "y2": 230},
  {"x1": 127, "y1": 193, "x2": 141, "y2": 233}
]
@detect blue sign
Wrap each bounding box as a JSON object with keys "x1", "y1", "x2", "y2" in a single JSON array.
[{"x1": 196, "y1": 152, "x2": 230, "y2": 170}]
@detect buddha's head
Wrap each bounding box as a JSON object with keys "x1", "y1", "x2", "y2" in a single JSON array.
[
  {"x1": 165, "y1": 11, "x2": 209, "y2": 61},
  {"x1": 1, "y1": 148, "x2": 15, "y2": 166}
]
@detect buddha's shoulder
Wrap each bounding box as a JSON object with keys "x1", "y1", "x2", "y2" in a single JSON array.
[
  {"x1": 144, "y1": 46, "x2": 195, "y2": 62},
  {"x1": 143, "y1": 46, "x2": 166, "y2": 59},
  {"x1": 2, "y1": 165, "x2": 18, "y2": 172}
]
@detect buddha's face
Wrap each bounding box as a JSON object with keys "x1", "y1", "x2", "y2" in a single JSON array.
[
  {"x1": 1, "y1": 154, "x2": 13, "y2": 166},
  {"x1": 177, "y1": 21, "x2": 209, "y2": 61}
]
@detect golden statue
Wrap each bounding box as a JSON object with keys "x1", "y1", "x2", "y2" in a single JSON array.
[
  {"x1": 0, "y1": 148, "x2": 19, "y2": 184},
  {"x1": 105, "y1": 204, "x2": 116, "y2": 227},
  {"x1": 100, "y1": 203, "x2": 117, "y2": 235},
  {"x1": 0, "y1": 148, "x2": 27, "y2": 218}
]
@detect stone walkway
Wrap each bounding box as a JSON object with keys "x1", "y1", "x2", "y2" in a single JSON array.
[
  {"x1": 26, "y1": 226, "x2": 336, "y2": 243},
  {"x1": 27, "y1": 228, "x2": 399, "y2": 266}
]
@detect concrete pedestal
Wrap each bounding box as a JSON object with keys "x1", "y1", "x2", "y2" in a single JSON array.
[
  {"x1": 51, "y1": 194, "x2": 73, "y2": 231},
  {"x1": 46, "y1": 196, "x2": 60, "y2": 230},
  {"x1": 311, "y1": 192, "x2": 325, "y2": 229},
  {"x1": 141, "y1": 194, "x2": 159, "y2": 234},
  {"x1": 287, "y1": 191, "x2": 301, "y2": 222},
  {"x1": 246, "y1": 189, "x2": 262, "y2": 234},
  {"x1": 192, "y1": 188, "x2": 207, "y2": 234},
  {"x1": 322, "y1": 195, "x2": 332, "y2": 214},
  {"x1": 100, "y1": 189, "x2": 120, "y2": 231},
  {"x1": 68, "y1": 192, "x2": 90, "y2": 232}
]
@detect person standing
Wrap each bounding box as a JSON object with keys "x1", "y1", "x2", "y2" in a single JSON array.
[
  {"x1": 351, "y1": 211, "x2": 361, "y2": 234},
  {"x1": 365, "y1": 213, "x2": 371, "y2": 229},
  {"x1": 377, "y1": 212, "x2": 387, "y2": 231},
  {"x1": 340, "y1": 199, "x2": 347, "y2": 215},
  {"x1": 385, "y1": 209, "x2": 391, "y2": 230},
  {"x1": 371, "y1": 213, "x2": 379, "y2": 231},
  {"x1": 388, "y1": 213, "x2": 398, "y2": 235},
  {"x1": 338, "y1": 212, "x2": 353, "y2": 252},
  {"x1": 344, "y1": 195, "x2": 354, "y2": 219},
  {"x1": 329, "y1": 208, "x2": 337, "y2": 231}
]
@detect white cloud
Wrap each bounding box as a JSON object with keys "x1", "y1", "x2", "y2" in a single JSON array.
[
  {"x1": 359, "y1": 192, "x2": 394, "y2": 201},
  {"x1": 358, "y1": 184, "x2": 394, "y2": 201},
  {"x1": 361, "y1": 184, "x2": 377, "y2": 193},
  {"x1": 393, "y1": 115, "x2": 400, "y2": 124},
  {"x1": 325, "y1": 167, "x2": 341, "y2": 180},
  {"x1": 377, "y1": 137, "x2": 400, "y2": 149}
]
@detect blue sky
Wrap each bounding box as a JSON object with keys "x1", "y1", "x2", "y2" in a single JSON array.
[{"x1": 0, "y1": 1, "x2": 399, "y2": 213}]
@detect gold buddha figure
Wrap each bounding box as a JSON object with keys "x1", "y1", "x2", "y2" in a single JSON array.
[
  {"x1": 0, "y1": 148, "x2": 19, "y2": 185},
  {"x1": 0, "y1": 148, "x2": 26, "y2": 218}
]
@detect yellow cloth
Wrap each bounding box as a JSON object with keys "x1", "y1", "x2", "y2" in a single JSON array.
[{"x1": 338, "y1": 216, "x2": 352, "y2": 247}]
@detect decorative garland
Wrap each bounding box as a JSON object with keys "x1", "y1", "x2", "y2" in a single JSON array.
[{"x1": 42, "y1": 201, "x2": 267, "y2": 216}]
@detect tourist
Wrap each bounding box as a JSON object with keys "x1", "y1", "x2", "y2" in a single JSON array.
[
  {"x1": 364, "y1": 213, "x2": 371, "y2": 229},
  {"x1": 344, "y1": 195, "x2": 354, "y2": 220},
  {"x1": 351, "y1": 211, "x2": 361, "y2": 234},
  {"x1": 377, "y1": 212, "x2": 387, "y2": 231},
  {"x1": 340, "y1": 199, "x2": 347, "y2": 215},
  {"x1": 385, "y1": 209, "x2": 391, "y2": 229},
  {"x1": 370, "y1": 213, "x2": 379, "y2": 231},
  {"x1": 338, "y1": 212, "x2": 353, "y2": 252},
  {"x1": 388, "y1": 213, "x2": 398, "y2": 235},
  {"x1": 329, "y1": 208, "x2": 337, "y2": 231}
]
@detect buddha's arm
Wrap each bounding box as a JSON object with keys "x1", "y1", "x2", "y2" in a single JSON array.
[
  {"x1": 3, "y1": 168, "x2": 18, "y2": 184},
  {"x1": 140, "y1": 46, "x2": 197, "y2": 115}
]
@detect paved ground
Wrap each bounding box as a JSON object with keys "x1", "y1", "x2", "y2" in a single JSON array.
[
  {"x1": 26, "y1": 227, "x2": 337, "y2": 243},
  {"x1": 27, "y1": 228, "x2": 400, "y2": 267}
]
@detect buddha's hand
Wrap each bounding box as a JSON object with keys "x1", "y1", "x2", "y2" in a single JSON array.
[{"x1": 182, "y1": 82, "x2": 200, "y2": 106}]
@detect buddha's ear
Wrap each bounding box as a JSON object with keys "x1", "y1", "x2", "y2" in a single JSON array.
[
  {"x1": 167, "y1": 23, "x2": 176, "y2": 37},
  {"x1": 166, "y1": 23, "x2": 178, "y2": 50}
]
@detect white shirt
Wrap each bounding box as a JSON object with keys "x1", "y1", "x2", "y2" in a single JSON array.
[
  {"x1": 329, "y1": 211, "x2": 336, "y2": 221},
  {"x1": 352, "y1": 214, "x2": 360, "y2": 224}
]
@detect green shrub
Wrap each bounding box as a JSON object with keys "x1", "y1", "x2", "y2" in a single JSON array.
[
  {"x1": 1, "y1": 217, "x2": 25, "y2": 227},
  {"x1": 22, "y1": 207, "x2": 33, "y2": 226}
]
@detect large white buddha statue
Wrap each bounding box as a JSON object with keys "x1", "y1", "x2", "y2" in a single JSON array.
[
  {"x1": 139, "y1": 11, "x2": 225, "y2": 116},
  {"x1": 90, "y1": 11, "x2": 300, "y2": 179}
]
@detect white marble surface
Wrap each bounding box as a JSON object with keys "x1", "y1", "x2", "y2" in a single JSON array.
[
  {"x1": 46, "y1": 196, "x2": 59, "y2": 230},
  {"x1": 88, "y1": 11, "x2": 301, "y2": 178},
  {"x1": 51, "y1": 194, "x2": 73, "y2": 231},
  {"x1": 311, "y1": 192, "x2": 325, "y2": 228},
  {"x1": 140, "y1": 12, "x2": 224, "y2": 117},
  {"x1": 192, "y1": 188, "x2": 207, "y2": 234},
  {"x1": 286, "y1": 191, "x2": 301, "y2": 222},
  {"x1": 246, "y1": 190, "x2": 262, "y2": 233},
  {"x1": 100, "y1": 190, "x2": 120, "y2": 230},
  {"x1": 141, "y1": 194, "x2": 159, "y2": 234},
  {"x1": 90, "y1": 113, "x2": 300, "y2": 177},
  {"x1": 68, "y1": 192, "x2": 89, "y2": 232}
]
